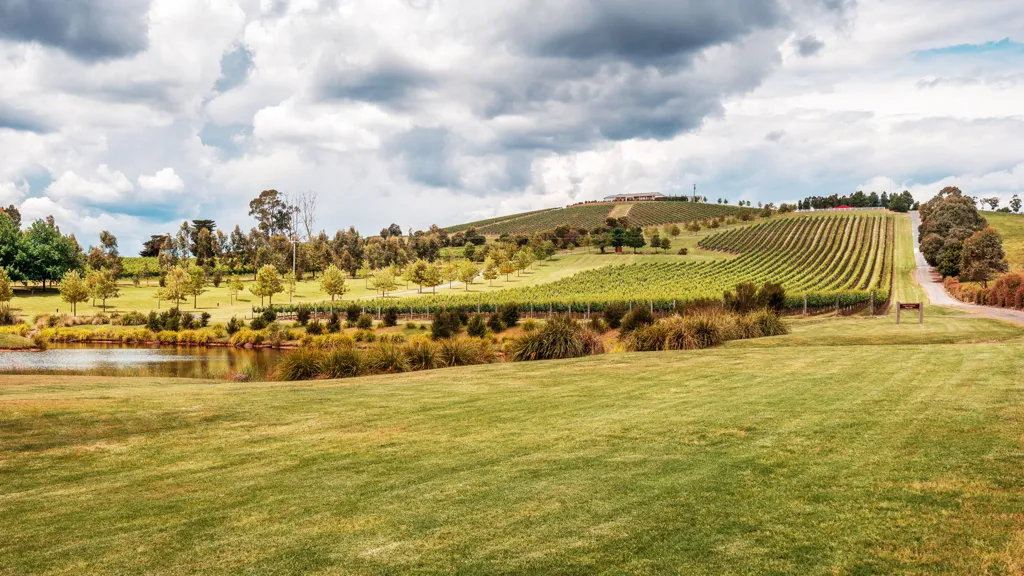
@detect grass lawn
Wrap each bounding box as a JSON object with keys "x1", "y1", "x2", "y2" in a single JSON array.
[
  {"x1": 3, "y1": 315, "x2": 1024, "y2": 574},
  {"x1": 984, "y1": 211, "x2": 1024, "y2": 272}
]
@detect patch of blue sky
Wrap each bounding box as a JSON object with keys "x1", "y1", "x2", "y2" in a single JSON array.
[{"x1": 913, "y1": 38, "x2": 1023, "y2": 59}]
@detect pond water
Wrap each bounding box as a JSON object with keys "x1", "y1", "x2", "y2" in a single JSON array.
[{"x1": 0, "y1": 344, "x2": 282, "y2": 379}]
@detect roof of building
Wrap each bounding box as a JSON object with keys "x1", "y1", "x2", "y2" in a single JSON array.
[{"x1": 603, "y1": 192, "x2": 667, "y2": 199}]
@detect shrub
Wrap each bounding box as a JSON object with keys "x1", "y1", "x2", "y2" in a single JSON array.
[
  {"x1": 625, "y1": 320, "x2": 673, "y2": 352},
  {"x1": 180, "y1": 312, "x2": 197, "y2": 330},
  {"x1": 498, "y1": 303, "x2": 520, "y2": 328},
  {"x1": 680, "y1": 311, "x2": 725, "y2": 350},
  {"x1": 588, "y1": 317, "x2": 607, "y2": 334},
  {"x1": 326, "y1": 311, "x2": 341, "y2": 333},
  {"x1": 620, "y1": 306, "x2": 655, "y2": 335},
  {"x1": 431, "y1": 311, "x2": 462, "y2": 339},
  {"x1": 486, "y1": 313, "x2": 505, "y2": 333},
  {"x1": 261, "y1": 308, "x2": 278, "y2": 323},
  {"x1": 522, "y1": 319, "x2": 538, "y2": 332},
  {"x1": 277, "y1": 348, "x2": 323, "y2": 381},
  {"x1": 756, "y1": 282, "x2": 787, "y2": 313},
  {"x1": 382, "y1": 308, "x2": 399, "y2": 328},
  {"x1": 200, "y1": 312, "x2": 211, "y2": 328},
  {"x1": 306, "y1": 320, "x2": 324, "y2": 335},
  {"x1": 602, "y1": 303, "x2": 628, "y2": 329},
  {"x1": 0, "y1": 308, "x2": 18, "y2": 326},
  {"x1": 677, "y1": 248, "x2": 689, "y2": 255},
  {"x1": 296, "y1": 305, "x2": 311, "y2": 326},
  {"x1": 379, "y1": 333, "x2": 406, "y2": 344},
  {"x1": 239, "y1": 363, "x2": 264, "y2": 382},
  {"x1": 750, "y1": 309, "x2": 789, "y2": 337},
  {"x1": 367, "y1": 342, "x2": 411, "y2": 373},
  {"x1": 117, "y1": 311, "x2": 148, "y2": 326},
  {"x1": 356, "y1": 314, "x2": 374, "y2": 330},
  {"x1": 230, "y1": 328, "x2": 266, "y2": 347},
  {"x1": 405, "y1": 321, "x2": 417, "y2": 329},
  {"x1": 404, "y1": 338, "x2": 442, "y2": 370},
  {"x1": 226, "y1": 316, "x2": 244, "y2": 335},
  {"x1": 318, "y1": 347, "x2": 365, "y2": 379},
  {"x1": 439, "y1": 337, "x2": 493, "y2": 367},
  {"x1": 511, "y1": 315, "x2": 604, "y2": 361},
  {"x1": 353, "y1": 329, "x2": 376, "y2": 343},
  {"x1": 467, "y1": 313, "x2": 487, "y2": 337},
  {"x1": 156, "y1": 330, "x2": 179, "y2": 345},
  {"x1": 345, "y1": 304, "x2": 362, "y2": 323}
]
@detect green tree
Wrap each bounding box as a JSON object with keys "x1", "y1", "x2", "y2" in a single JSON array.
[
  {"x1": 960, "y1": 228, "x2": 1008, "y2": 287},
  {"x1": 284, "y1": 270, "x2": 297, "y2": 302},
  {"x1": 650, "y1": 232, "x2": 661, "y2": 253},
  {"x1": 0, "y1": 211, "x2": 19, "y2": 278},
  {"x1": 227, "y1": 276, "x2": 245, "y2": 305},
  {"x1": 16, "y1": 218, "x2": 83, "y2": 289},
  {"x1": 458, "y1": 260, "x2": 480, "y2": 291},
  {"x1": 624, "y1": 227, "x2": 646, "y2": 254},
  {"x1": 661, "y1": 237, "x2": 671, "y2": 252},
  {"x1": 186, "y1": 264, "x2": 208, "y2": 308},
  {"x1": 248, "y1": 190, "x2": 293, "y2": 238},
  {"x1": 482, "y1": 258, "x2": 499, "y2": 286},
  {"x1": 59, "y1": 270, "x2": 89, "y2": 316},
  {"x1": 1011, "y1": 194, "x2": 1022, "y2": 214},
  {"x1": 251, "y1": 265, "x2": 283, "y2": 306},
  {"x1": 164, "y1": 265, "x2": 190, "y2": 310},
  {"x1": 372, "y1": 267, "x2": 398, "y2": 297},
  {"x1": 421, "y1": 264, "x2": 443, "y2": 294},
  {"x1": 513, "y1": 250, "x2": 532, "y2": 276},
  {"x1": 667, "y1": 224, "x2": 681, "y2": 239},
  {"x1": 442, "y1": 261, "x2": 459, "y2": 288},
  {"x1": 86, "y1": 270, "x2": 119, "y2": 310},
  {"x1": 320, "y1": 264, "x2": 348, "y2": 301},
  {"x1": 0, "y1": 267, "x2": 14, "y2": 313}
]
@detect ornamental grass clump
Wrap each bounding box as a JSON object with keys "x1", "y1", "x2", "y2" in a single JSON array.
[
  {"x1": 438, "y1": 337, "x2": 494, "y2": 367},
  {"x1": 317, "y1": 347, "x2": 365, "y2": 379},
  {"x1": 276, "y1": 348, "x2": 324, "y2": 381},
  {"x1": 750, "y1": 309, "x2": 789, "y2": 337},
  {"x1": 366, "y1": 341, "x2": 411, "y2": 374},
  {"x1": 404, "y1": 337, "x2": 443, "y2": 371},
  {"x1": 511, "y1": 315, "x2": 604, "y2": 362}
]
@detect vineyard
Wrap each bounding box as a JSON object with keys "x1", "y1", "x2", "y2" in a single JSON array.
[
  {"x1": 476, "y1": 204, "x2": 615, "y2": 235},
  {"x1": 262, "y1": 214, "x2": 893, "y2": 315},
  {"x1": 472, "y1": 201, "x2": 752, "y2": 236},
  {"x1": 625, "y1": 202, "x2": 754, "y2": 227},
  {"x1": 444, "y1": 208, "x2": 558, "y2": 233}
]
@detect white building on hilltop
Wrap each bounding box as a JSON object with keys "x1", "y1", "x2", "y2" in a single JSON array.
[{"x1": 603, "y1": 192, "x2": 666, "y2": 202}]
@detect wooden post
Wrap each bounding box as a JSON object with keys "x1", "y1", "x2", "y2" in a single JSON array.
[
  {"x1": 896, "y1": 302, "x2": 901, "y2": 324},
  {"x1": 803, "y1": 294, "x2": 807, "y2": 316},
  {"x1": 835, "y1": 294, "x2": 840, "y2": 314},
  {"x1": 870, "y1": 291, "x2": 874, "y2": 316},
  {"x1": 919, "y1": 302, "x2": 924, "y2": 324}
]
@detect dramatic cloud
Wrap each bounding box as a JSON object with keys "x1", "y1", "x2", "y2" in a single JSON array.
[
  {"x1": 0, "y1": 0, "x2": 152, "y2": 61},
  {"x1": 1, "y1": 0, "x2": 1023, "y2": 251}
]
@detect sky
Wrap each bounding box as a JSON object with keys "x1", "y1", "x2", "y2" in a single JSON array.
[{"x1": 1, "y1": 0, "x2": 1023, "y2": 252}]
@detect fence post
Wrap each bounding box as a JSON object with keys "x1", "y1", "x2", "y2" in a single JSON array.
[
  {"x1": 919, "y1": 302, "x2": 924, "y2": 324},
  {"x1": 870, "y1": 291, "x2": 874, "y2": 316},
  {"x1": 803, "y1": 294, "x2": 807, "y2": 316},
  {"x1": 896, "y1": 302, "x2": 901, "y2": 324},
  {"x1": 835, "y1": 294, "x2": 839, "y2": 314}
]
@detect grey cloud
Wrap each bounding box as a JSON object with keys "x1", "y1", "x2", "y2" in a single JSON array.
[
  {"x1": 316, "y1": 56, "x2": 435, "y2": 105},
  {"x1": 765, "y1": 130, "x2": 785, "y2": 142},
  {"x1": 215, "y1": 45, "x2": 254, "y2": 93},
  {"x1": 795, "y1": 35, "x2": 825, "y2": 57},
  {"x1": 0, "y1": 0, "x2": 151, "y2": 62},
  {"x1": 387, "y1": 128, "x2": 462, "y2": 188},
  {"x1": 0, "y1": 103, "x2": 51, "y2": 133},
  {"x1": 200, "y1": 123, "x2": 253, "y2": 158},
  {"x1": 524, "y1": 0, "x2": 782, "y2": 62}
]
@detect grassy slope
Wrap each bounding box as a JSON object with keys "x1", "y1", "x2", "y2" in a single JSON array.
[
  {"x1": 0, "y1": 333, "x2": 34, "y2": 349},
  {"x1": 2, "y1": 317, "x2": 1024, "y2": 574},
  {"x1": 8, "y1": 234, "x2": 733, "y2": 323},
  {"x1": 984, "y1": 211, "x2": 1024, "y2": 272}
]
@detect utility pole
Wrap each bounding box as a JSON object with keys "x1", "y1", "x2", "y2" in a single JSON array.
[
  {"x1": 292, "y1": 206, "x2": 298, "y2": 285},
  {"x1": 693, "y1": 183, "x2": 698, "y2": 203}
]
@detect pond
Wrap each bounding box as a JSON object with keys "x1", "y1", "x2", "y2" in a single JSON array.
[{"x1": 0, "y1": 344, "x2": 282, "y2": 379}]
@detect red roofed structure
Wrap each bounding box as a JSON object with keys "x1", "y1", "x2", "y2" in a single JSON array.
[{"x1": 835, "y1": 205, "x2": 853, "y2": 209}]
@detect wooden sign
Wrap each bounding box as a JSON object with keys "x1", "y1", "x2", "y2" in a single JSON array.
[{"x1": 896, "y1": 302, "x2": 923, "y2": 324}]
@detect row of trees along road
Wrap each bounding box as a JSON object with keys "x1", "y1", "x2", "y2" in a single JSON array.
[{"x1": 919, "y1": 186, "x2": 1008, "y2": 286}]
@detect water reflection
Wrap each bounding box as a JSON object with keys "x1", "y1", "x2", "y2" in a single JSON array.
[{"x1": 0, "y1": 344, "x2": 281, "y2": 379}]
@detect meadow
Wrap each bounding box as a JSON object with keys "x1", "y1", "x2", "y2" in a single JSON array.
[
  {"x1": 984, "y1": 210, "x2": 1024, "y2": 272},
  {"x1": 2, "y1": 314, "x2": 1023, "y2": 574}
]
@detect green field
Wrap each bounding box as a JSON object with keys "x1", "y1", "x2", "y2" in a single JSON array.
[
  {"x1": 473, "y1": 201, "x2": 749, "y2": 236},
  {"x1": 0, "y1": 333, "x2": 33, "y2": 349},
  {"x1": 984, "y1": 211, "x2": 1024, "y2": 272},
  {"x1": 3, "y1": 313, "x2": 1024, "y2": 573}
]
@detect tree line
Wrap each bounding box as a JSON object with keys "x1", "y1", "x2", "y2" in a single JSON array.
[{"x1": 919, "y1": 186, "x2": 1007, "y2": 285}]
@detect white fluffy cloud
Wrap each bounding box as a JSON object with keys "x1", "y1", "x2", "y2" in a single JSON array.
[
  {"x1": 1, "y1": 0, "x2": 1023, "y2": 250},
  {"x1": 137, "y1": 167, "x2": 184, "y2": 191}
]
